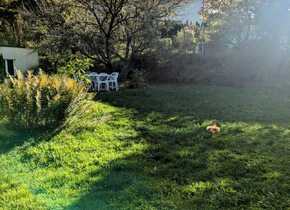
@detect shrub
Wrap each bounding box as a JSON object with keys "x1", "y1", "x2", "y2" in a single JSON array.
[
  {"x1": 0, "y1": 71, "x2": 86, "y2": 129},
  {"x1": 124, "y1": 69, "x2": 147, "y2": 88},
  {"x1": 57, "y1": 56, "x2": 93, "y2": 84}
]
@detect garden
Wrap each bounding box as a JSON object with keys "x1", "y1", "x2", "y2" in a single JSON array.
[
  {"x1": 1, "y1": 0, "x2": 290, "y2": 210},
  {"x1": 0, "y1": 85, "x2": 290, "y2": 209}
]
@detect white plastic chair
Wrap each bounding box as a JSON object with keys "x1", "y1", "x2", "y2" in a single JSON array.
[
  {"x1": 108, "y1": 72, "x2": 119, "y2": 91},
  {"x1": 96, "y1": 73, "x2": 109, "y2": 91},
  {"x1": 88, "y1": 72, "x2": 99, "y2": 91}
]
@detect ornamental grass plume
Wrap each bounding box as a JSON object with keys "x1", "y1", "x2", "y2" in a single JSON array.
[{"x1": 0, "y1": 71, "x2": 86, "y2": 129}]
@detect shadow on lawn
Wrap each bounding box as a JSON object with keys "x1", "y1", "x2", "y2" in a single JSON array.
[
  {"x1": 63, "y1": 87, "x2": 290, "y2": 209},
  {"x1": 96, "y1": 86, "x2": 290, "y2": 124},
  {"x1": 0, "y1": 121, "x2": 60, "y2": 154},
  {"x1": 65, "y1": 109, "x2": 290, "y2": 209}
]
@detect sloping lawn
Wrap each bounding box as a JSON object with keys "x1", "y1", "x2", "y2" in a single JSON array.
[{"x1": 0, "y1": 84, "x2": 290, "y2": 210}]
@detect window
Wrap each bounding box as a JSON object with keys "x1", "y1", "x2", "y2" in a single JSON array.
[{"x1": 5, "y1": 59, "x2": 15, "y2": 76}]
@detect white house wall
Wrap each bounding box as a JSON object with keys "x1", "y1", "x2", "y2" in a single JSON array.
[{"x1": 0, "y1": 47, "x2": 39, "y2": 71}]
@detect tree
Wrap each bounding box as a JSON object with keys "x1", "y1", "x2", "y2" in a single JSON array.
[
  {"x1": 29, "y1": 0, "x2": 184, "y2": 71},
  {"x1": 201, "y1": 0, "x2": 290, "y2": 81},
  {"x1": 202, "y1": 0, "x2": 290, "y2": 49},
  {"x1": 0, "y1": 0, "x2": 43, "y2": 46}
]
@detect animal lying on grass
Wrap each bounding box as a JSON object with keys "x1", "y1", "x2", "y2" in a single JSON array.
[{"x1": 206, "y1": 121, "x2": 221, "y2": 134}]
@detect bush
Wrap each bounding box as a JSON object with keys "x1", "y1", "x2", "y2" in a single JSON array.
[
  {"x1": 124, "y1": 69, "x2": 147, "y2": 88},
  {"x1": 147, "y1": 51, "x2": 212, "y2": 83},
  {"x1": 0, "y1": 71, "x2": 86, "y2": 129},
  {"x1": 57, "y1": 56, "x2": 93, "y2": 84}
]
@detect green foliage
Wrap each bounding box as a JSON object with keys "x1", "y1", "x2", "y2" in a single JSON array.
[
  {"x1": 0, "y1": 176, "x2": 45, "y2": 210},
  {"x1": 0, "y1": 71, "x2": 86, "y2": 129},
  {"x1": 125, "y1": 69, "x2": 147, "y2": 89},
  {"x1": 28, "y1": 0, "x2": 181, "y2": 70},
  {"x1": 147, "y1": 51, "x2": 211, "y2": 83},
  {"x1": 57, "y1": 56, "x2": 93, "y2": 85}
]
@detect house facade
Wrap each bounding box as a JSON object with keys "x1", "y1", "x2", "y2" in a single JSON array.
[{"x1": 0, "y1": 47, "x2": 39, "y2": 76}]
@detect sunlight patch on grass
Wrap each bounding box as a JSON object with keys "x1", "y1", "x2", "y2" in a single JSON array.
[{"x1": 0, "y1": 85, "x2": 290, "y2": 209}]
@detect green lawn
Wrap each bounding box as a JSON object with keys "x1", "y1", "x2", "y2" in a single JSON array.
[{"x1": 0, "y1": 84, "x2": 290, "y2": 210}]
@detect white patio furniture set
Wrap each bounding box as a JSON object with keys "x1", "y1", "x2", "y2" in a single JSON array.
[{"x1": 88, "y1": 72, "x2": 119, "y2": 91}]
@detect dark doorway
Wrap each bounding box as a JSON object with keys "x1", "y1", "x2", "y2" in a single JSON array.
[{"x1": 6, "y1": 59, "x2": 14, "y2": 75}]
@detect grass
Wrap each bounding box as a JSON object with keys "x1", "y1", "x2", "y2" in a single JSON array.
[{"x1": 0, "y1": 84, "x2": 290, "y2": 210}]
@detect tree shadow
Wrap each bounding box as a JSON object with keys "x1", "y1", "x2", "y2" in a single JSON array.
[
  {"x1": 0, "y1": 120, "x2": 60, "y2": 154},
  {"x1": 63, "y1": 86, "x2": 290, "y2": 209},
  {"x1": 64, "y1": 109, "x2": 290, "y2": 209},
  {"x1": 96, "y1": 85, "x2": 290, "y2": 125}
]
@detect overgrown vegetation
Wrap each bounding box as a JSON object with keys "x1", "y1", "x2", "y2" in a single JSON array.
[
  {"x1": 57, "y1": 56, "x2": 93, "y2": 84},
  {"x1": 0, "y1": 85, "x2": 289, "y2": 209},
  {"x1": 0, "y1": 1, "x2": 290, "y2": 209},
  {"x1": 2, "y1": 1, "x2": 290, "y2": 85},
  {"x1": 0, "y1": 71, "x2": 86, "y2": 128}
]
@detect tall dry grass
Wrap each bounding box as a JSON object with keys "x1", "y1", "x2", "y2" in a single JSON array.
[{"x1": 0, "y1": 71, "x2": 86, "y2": 128}]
